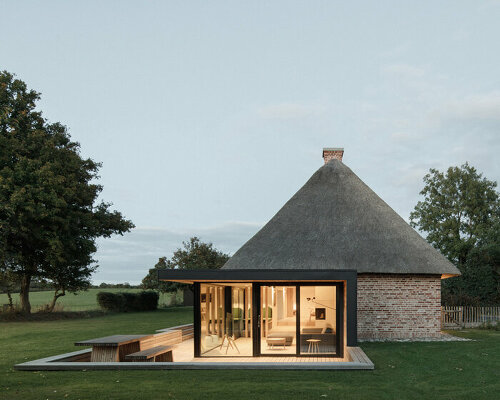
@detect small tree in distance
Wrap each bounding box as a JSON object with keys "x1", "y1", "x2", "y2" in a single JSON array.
[{"x1": 142, "y1": 237, "x2": 230, "y2": 293}]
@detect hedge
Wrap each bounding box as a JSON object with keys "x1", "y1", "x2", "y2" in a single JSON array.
[{"x1": 97, "y1": 291, "x2": 159, "y2": 312}]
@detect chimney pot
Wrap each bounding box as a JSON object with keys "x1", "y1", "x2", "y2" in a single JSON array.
[{"x1": 322, "y1": 148, "x2": 344, "y2": 164}]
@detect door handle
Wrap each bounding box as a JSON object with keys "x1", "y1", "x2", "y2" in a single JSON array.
[{"x1": 258, "y1": 315, "x2": 261, "y2": 328}]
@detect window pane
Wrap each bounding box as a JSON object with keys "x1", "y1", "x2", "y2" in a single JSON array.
[
  {"x1": 200, "y1": 283, "x2": 252, "y2": 356},
  {"x1": 260, "y1": 286, "x2": 296, "y2": 354},
  {"x1": 299, "y1": 286, "x2": 336, "y2": 354}
]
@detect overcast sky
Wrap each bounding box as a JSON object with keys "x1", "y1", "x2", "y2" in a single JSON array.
[{"x1": 1, "y1": 1, "x2": 499, "y2": 283}]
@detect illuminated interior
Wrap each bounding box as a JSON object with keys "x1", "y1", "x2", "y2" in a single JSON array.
[
  {"x1": 199, "y1": 283, "x2": 339, "y2": 357},
  {"x1": 200, "y1": 283, "x2": 252, "y2": 356}
]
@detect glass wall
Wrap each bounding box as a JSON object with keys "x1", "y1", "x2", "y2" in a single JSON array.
[
  {"x1": 200, "y1": 283, "x2": 252, "y2": 356},
  {"x1": 260, "y1": 286, "x2": 296, "y2": 354},
  {"x1": 299, "y1": 286, "x2": 336, "y2": 354}
]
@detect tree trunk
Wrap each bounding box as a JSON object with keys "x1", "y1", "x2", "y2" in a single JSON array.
[
  {"x1": 7, "y1": 290, "x2": 13, "y2": 310},
  {"x1": 47, "y1": 289, "x2": 65, "y2": 312},
  {"x1": 19, "y1": 274, "x2": 31, "y2": 314}
]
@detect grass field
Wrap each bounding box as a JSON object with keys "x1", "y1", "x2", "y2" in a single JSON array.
[
  {"x1": 1, "y1": 308, "x2": 499, "y2": 400},
  {"x1": 0, "y1": 289, "x2": 182, "y2": 311}
]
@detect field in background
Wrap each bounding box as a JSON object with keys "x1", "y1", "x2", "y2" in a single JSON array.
[
  {"x1": 1, "y1": 309, "x2": 499, "y2": 399},
  {"x1": 0, "y1": 288, "x2": 183, "y2": 312}
]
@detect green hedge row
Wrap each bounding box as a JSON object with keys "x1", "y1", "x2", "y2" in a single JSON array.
[{"x1": 96, "y1": 291, "x2": 159, "y2": 312}]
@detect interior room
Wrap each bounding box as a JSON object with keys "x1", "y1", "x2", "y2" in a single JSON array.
[
  {"x1": 200, "y1": 283, "x2": 252, "y2": 356},
  {"x1": 260, "y1": 286, "x2": 297, "y2": 355}
]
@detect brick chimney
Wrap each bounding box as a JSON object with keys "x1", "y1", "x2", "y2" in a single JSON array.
[{"x1": 322, "y1": 148, "x2": 344, "y2": 164}]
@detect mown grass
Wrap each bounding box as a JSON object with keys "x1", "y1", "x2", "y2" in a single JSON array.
[
  {"x1": 1, "y1": 309, "x2": 499, "y2": 400},
  {"x1": 0, "y1": 288, "x2": 181, "y2": 312}
]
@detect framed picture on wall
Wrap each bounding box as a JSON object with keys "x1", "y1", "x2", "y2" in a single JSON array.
[
  {"x1": 201, "y1": 293, "x2": 211, "y2": 303},
  {"x1": 315, "y1": 308, "x2": 326, "y2": 320}
]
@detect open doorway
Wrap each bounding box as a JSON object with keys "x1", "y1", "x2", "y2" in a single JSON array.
[{"x1": 199, "y1": 283, "x2": 252, "y2": 356}]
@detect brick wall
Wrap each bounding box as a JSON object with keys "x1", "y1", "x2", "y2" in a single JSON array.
[
  {"x1": 322, "y1": 148, "x2": 344, "y2": 164},
  {"x1": 357, "y1": 274, "x2": 442, "y2": 339}
]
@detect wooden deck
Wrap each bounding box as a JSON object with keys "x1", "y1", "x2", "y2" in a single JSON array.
[
  {"x1": 15, "y1": 340, "x2": 374, "y2": 370},
  {"x1": 15, "y1": 324, "x2": 373, "y2": 370}
]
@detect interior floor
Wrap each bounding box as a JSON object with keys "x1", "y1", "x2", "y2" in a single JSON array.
[
  {"x1": 174, "y1": 338, "x2": 348, "y2": 362},
  {"x1": 202, "y1": 337, "x2": 252, "y2": 357}
]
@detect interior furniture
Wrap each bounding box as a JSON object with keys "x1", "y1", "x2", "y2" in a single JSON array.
[
  {"x1": 125, "y1": 345, "x2": 173, "y2": 362},
  {"x1": 306, "y1": 338, "x2": 321, "y2": 353},
  {"x1": 267, "y1": 332, "x2": 294, "y2": 345},
  {"x1": 300, "y1": 327, "x2": 336, "y2": 351},
  {"x1": 219, "y1": 334, "x2": 240, "y2": 354},
  {"x1": 75, "y1": 334, "x2": 151, "y2": 362},
  {"x1": 266, "y1": 337, "x2": 287, "y2": 349}
]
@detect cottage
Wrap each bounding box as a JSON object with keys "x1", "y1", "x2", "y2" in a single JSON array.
[{"x1": 159, "y1": 148, "x2": 460, "y2": 359}]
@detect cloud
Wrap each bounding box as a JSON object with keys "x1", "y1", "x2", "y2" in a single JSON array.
[
  {"x1": 382, "y1": 64, "x2": 426, "y2": 79},
  {"x1": 257, "y1": 103, "x2": 326, "y2": 120},
  {"x1": 390, "y1": 131, "x2": 421, "y2": 144},
  {"x1": 439, "y1": 92, "x2": 500, "y2": 121},
  {"x1": 93, "y1": 221, "x2": 263, "y2": 284}
]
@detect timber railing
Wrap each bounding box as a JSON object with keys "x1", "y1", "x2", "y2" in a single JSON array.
[{"x1": 441, "y1": 306, "x2": 500, "y2": 329}]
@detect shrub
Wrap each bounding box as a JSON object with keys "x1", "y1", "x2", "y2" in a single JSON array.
[
  {"x1": 97, "y1": 292, "x2": 125, "y2": 312},
  {"x1": 136, "y1": 291, "x2": 159, "y2": 311},
  {"x1": 97, "y1": 291, "x2": 158, "y2": 312},
  {"x1": 478, "y1": 321, "x2": 500, "y2": 331}
]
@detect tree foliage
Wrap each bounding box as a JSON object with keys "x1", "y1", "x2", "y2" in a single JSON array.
[
  {"x1": 0, "y1": 71, "x2": 134, "y2": 312},
  {"x1": 141, "y1": 237, "x2": 230, "y2": 293},
  {"x1": 410, "y1": 164, "x2": 500, "y2": 305}
]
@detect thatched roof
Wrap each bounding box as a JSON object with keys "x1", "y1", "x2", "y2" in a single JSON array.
[{"x1": 222, "y1": 159, "x2": 460, "y2": 276}]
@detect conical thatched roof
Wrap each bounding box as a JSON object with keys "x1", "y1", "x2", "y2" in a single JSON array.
[{"x1": 222, "y1": 159, "x2": 460, "y2": 275}]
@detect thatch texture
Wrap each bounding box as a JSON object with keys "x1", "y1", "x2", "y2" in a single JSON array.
[{"x1": 222, "y1": 160, "x2": 460, "y2": 275}]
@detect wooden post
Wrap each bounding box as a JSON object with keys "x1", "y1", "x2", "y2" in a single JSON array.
[
  {"x1": 205, "y1": 287, "x2": 210, "y2": 335},
  {"x1": 216, "y1": 287, "x2": 221, "y2": 337},
  {"x1": 260, "y1": 286, "x2": 265, "y2": 339},
  {"x1": 244, "y1": 286, "x2": 249, "y2": 338},
  {"x1": 210, "y1": 286, "x2": 215, "y2": 334},
  {"x1": 249, "y1": 286, "x2": 253, "y2": 339}
]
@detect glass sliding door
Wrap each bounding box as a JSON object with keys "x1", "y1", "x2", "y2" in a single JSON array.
[
  {"x1": 199, "y1": 283, "x2": 252, "y2": 357},
  {"x1": 299, "y1": 285, "x2": 337, "y2": 355},
  {"x1": 259, "y1": 286, "x2": 297, "y2": 354}
]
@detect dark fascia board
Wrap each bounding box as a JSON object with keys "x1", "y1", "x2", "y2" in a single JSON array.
[{"x1": 157, "y1": 269, "x2": 357, "y2": 283}]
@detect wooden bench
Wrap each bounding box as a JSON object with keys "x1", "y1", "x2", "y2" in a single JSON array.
[
  {"x1": 156, "y1": 324, "x2": 194, "y2": 341},
  {"x1": 123, "y1": 330, "x2": 182, "y2": 362},
  {"x1": 139, "y1": 329, "x2": 182, "y2": 350},
  {"x1": 125, "y1": 345, "x2": 173, "y2": 362}
]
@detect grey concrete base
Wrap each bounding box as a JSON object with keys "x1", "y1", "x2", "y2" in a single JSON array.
[{"x1": 14, "y1": 348, "x2": 374, "y2": 371}]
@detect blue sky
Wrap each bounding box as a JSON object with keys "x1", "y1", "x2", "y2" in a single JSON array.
[{"x1": 1, "y1": 1, "x2": 499, "y2": 283}]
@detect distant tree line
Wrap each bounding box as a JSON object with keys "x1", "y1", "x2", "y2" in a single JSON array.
[
  {"x1": 411, "y1": 163, "x2": 499, "y2": 305},
  {"x1": 0, "y1": 71, "x2": 134, "y2": 313},
  {"x1": 94, "y1": 282, "x2": 140, "y2": 289}
]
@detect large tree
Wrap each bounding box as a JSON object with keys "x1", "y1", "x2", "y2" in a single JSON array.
[
  {"x1": 410, "y1": 163, "x2": 499, "y2": 269},
  {"x1": 0, "y1": 71, "x2": 134, "y2": 313},
  {"x1": 142, "y1": 237, "x2": 230, "y2": 292},
  {"x1": 410, "y1": 163, "x2": 500, "y2": 304}
]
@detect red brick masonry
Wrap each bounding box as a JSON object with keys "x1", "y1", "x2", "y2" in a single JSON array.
[
  {"x1": 357, "y1": 274, "x2": 442, "y2": 339},
  {"x1": 323, "y1": 149, "x2": 344, "y2": 164}
]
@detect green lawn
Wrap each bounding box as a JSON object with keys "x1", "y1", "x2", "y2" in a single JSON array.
[
  {"x1": 0, "y1": 289, "x2": 182, "y2": 311},
  {"x1": 1, "y1": 309, "x2": 499, "y2": 400}
]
